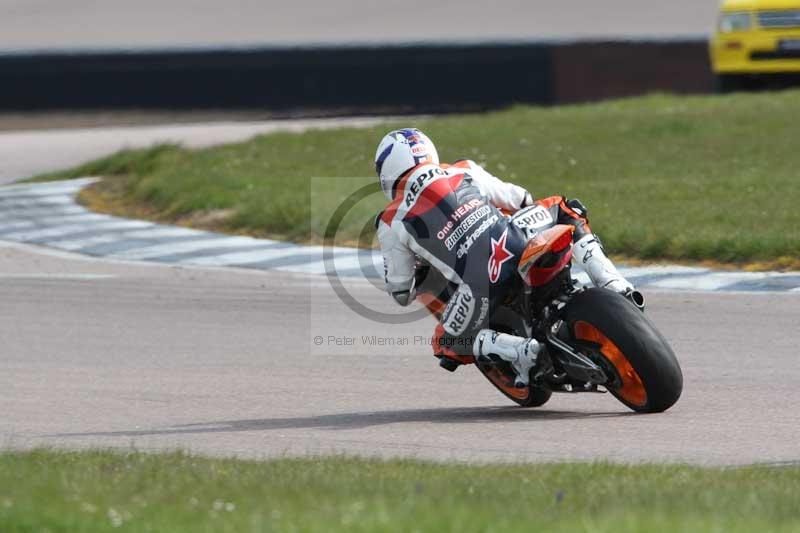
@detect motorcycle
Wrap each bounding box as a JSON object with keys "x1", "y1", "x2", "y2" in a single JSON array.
[{"x1": 415, "y1": 203, "x2": 683, "y2": 413}]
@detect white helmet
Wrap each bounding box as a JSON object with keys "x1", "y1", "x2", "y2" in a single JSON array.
[{"x1": 374, "y1": 128, "x2": 440, "y2": 200}]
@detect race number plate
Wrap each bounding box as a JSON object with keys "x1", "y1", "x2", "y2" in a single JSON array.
[{"x1": 511, "y1": 205, "x2": 554, "y2": 233}]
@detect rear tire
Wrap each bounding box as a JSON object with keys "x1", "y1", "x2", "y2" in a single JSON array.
[
  {"x1": 560, "y1": 288, "x2": 683, "y2": 413},
  {"x1": 477, "y1": 363, "x2": 552, "y2": 407}
]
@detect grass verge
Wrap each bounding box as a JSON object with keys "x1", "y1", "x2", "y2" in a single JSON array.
[
  {"x1": 1, "y1": 450, "x2": 799, "y2": 532},
  {"x1": 32, "y1": 91, "x2": 800, "y2": 267}
]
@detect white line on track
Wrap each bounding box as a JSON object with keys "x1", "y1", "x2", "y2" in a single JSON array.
[
  {"x1": 109, "y1": 235, "x2": 264, "y2": 260},
  {"x1": 649, "y1": 272, "x2": 769, "y2": 291},
  {"x1": 274, "y1": 253, "x2": 384, "y2": 275},
  {"x1": 180, "y1": 246, "x2": 328, "y2": 267},
  {"x1": 0, "y1": 196, "x2": 75, "y2": 207},
  {"x1": 0, "y1": 273, "x2": 117, "y2": 280},
  {"x1": 1, "y1": 220, "x2": 153, "y2": 241},
  {"x1": 618, "y1": 265, "x2": 709, "y2": 276},
  {"x1": 0, "y1": 213, "x2": 109, "y2": 232},
  {"x1": 0, "y1": 178, "x2": 98, "y2": 196},
  {"x1": 51, "y1": 227, "x2": 209, "y2": 251},
  {"x1": 0, "y1": 206, "x2": 87, "y2": 221}
]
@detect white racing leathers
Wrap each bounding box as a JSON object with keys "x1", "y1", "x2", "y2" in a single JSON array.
[
  {"x1": 376, "y1": 159, "x2": 530, "y2": 304},
  {"x1": 375, "y1": 160, "x2": 531, "y2": 357},
  {"x1": 571, "y1": 234, "x2": 634, "y2": 294}
]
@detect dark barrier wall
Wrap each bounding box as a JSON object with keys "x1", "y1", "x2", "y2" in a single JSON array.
[
  {"x1": 552, "y1": 41, "x2": 714, "y2": 103},
  {"x1": 0, "y1": 40, "x2": 710, "y2": 111}
]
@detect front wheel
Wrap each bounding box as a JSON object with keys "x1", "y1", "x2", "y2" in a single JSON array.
[{"x1": 560, "y1": 288, "x2": 683, "y2": 413}]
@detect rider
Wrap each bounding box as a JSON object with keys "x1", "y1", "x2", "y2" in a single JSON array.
[{"x1": 374, "y1": 128, "x2": 635, "y2": 387}]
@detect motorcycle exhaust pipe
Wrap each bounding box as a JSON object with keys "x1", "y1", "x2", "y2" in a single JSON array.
[{"x1": 625, "y1": 289, "x2": 646, "y2": 311}]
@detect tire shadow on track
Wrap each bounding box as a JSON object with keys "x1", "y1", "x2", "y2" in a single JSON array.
[{"x1": 48, "y1": 406, "x2": 636, "y2": 439}]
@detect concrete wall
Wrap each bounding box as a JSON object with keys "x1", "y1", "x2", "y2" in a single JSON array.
[{"x1": 0, "y1": 40, "x2": 712, "y2": 112}]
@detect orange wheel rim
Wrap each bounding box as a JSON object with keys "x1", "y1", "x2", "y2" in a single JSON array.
[
  {"x1": 485, "y1": 367, "x2": 530, "y2": 400},
  {"x1": 574, "y1": 321, "x2": 647, "y2": 407}
]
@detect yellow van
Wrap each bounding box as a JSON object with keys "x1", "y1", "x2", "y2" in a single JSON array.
[{"x1": 710, "y1": 0, "x2": 800, "y2": 90}]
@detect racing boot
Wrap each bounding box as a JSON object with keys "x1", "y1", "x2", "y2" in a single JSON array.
[
  {"x1": 572, "y1": 234, "x2": 634, "y2": 294},
  {"x1": 432, "y1": 324, "x2": 475, "y2": 372},
  {"x1": 474, "y1": 329, "x2": 540, "y2": 388}
]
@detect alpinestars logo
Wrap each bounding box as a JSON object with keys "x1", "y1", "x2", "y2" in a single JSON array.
[{"x1": 487, "y1": 228, "x2": 513, "y2": 283}]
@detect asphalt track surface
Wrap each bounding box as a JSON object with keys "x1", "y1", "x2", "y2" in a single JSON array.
[
  {"x1": 1, "y1": 0, "x2": 718, "y2": 52},
  {"x1": 1, "y1": 239, "x2": 799, "y2": 466}
]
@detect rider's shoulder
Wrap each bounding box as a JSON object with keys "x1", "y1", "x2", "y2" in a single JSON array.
[
  {"x1": 375, "y1": 205, "x2": 400, "y2": 229},
  {"x1": 446, "y1": 159, "x2": 481, "y2": 171}
]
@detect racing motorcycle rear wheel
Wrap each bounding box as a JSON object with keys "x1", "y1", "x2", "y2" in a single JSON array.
[
  {"x1": 477, "y1": 362, "x2": 552, "y2": 407},
  {"x1": 560, "y1": 288, "x2": 683, "y2": 413}
]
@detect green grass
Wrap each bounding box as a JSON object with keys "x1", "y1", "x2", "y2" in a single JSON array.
[
  {"x1": 34, "y1": 91, "x2": 800, "y2": 265},
  {"x1": 1, "y1": 450, "x2": 799, "y2": 532}
]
